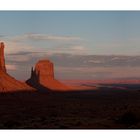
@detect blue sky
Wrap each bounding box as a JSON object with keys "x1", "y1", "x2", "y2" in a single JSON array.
[
  {"x1": 1, "y1": 11, "x2": 140, "y2": 80},
  {"x1": 1, "y1": 11, "x2": 140, "y2": 55}
]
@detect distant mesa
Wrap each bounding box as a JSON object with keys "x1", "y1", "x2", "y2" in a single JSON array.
[
  {"x1": 0, "y1": 42, "x2": 34, "y2": 93},
  {"x1": 26, "y1": 60, "x2": 71, "y2": 91}
]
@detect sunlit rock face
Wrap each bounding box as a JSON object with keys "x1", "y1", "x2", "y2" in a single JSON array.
[
  {"x1": 27, "y1": 59, "x2": 71, "y2": 91},
  {"x1": 0, "y1": 42, "x2": 34, "y2": 93},
  {"x1": 0, "y1": 42, "x2": 6, "y2": 72},
  {"x1": 34, "y1": 60, "x2": 54, "y2": 81}
]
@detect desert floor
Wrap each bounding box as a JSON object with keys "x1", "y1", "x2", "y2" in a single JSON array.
[{"x1": 0, "y1": 87, "x2": 140, "y2": 129}]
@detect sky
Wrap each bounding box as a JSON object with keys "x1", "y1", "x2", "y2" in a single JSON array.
[{"x1": 1, "y1": 11, "x2": 140, "y2": 80}]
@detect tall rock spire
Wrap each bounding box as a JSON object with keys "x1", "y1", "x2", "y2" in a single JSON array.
[{"x1": 0, "y1": 42, "x2": 6, "y2": 72}]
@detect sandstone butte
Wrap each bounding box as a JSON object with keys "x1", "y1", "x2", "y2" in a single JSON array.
[
  {"x1": 27, "y1": 60, "x2": 71, "y2": 91},
  {"x1": 0, "y1": 42, "x2": 34, "y2": 93}
]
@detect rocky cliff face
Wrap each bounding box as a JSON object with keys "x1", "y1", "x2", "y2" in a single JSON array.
[
  {"x1": 0, "y1": 42, "x2": 34, "y2": 93},
  {"x1": 27, "y1": 60, "x2": 71, "y2": 91},
  {"x1": 32, "y1": 60, "x2": 54, "y2": 81}
]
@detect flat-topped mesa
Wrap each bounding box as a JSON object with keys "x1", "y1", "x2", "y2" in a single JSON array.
[
  {"x1": 0, "y1": 42, "x2": 6, "y2": 72},
  {"x1": 27, "y1": 59, "x2": 71, "y2": 91}
]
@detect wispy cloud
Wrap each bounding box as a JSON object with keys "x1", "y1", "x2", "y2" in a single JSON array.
[
  {"x1": 7, "y1": 54, "x2": 31, "y2": 62},
  {"x1": 0, "y1": 35, "x2": 5, "y2": 38},
  {"x1": 5, "y1": 51, "x2": 140, "y2": 80},
  {"x1": 4, "y1": 33, "x2": 85, "y2": 56},
  {"x1": 4, "y1": 33, "x2": 140, "y2": 80},
  {"x1": 1, "y1": 31, "x2": 87, "y2": 60},
  {"x1": 4, "y1": 41, "x2": 35, "y2": 54},
  {"x1": 12, "y1": 33, "x2": 82, "y2": 42},
  {"x1": 6, "y1": 64, "x2": 17, "y2": 71},
  {"x1": 47, "y1": 45, "x2": 89, "y2": 55},
  {"x1": 55, "y1": 66, "x2": 140, "y2": 80}
]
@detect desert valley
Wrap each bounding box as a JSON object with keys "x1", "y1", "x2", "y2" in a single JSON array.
[{"x1": 0, "y1": 42, "x2": 140, "y2": 129}]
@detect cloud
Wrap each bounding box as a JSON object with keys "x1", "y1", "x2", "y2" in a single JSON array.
[
  {"x1": 6, "y1": 54, "x2": 31, "y2": 62},
  {"x1": 47, "y1": 45, "x2": 89, "y2": 55},
  {"x1": 3, "y1": 33, "x2": 140, "y2": 80},
  {"x1": 1, "y1": 32, "x2": 88, "y2": 71},
  {"x1": 6, "y1": 64, "x2": 17, "y2": 70},
  {"x1": 87, "y1": 60, "x2": 102, "y2": 64},
  {"x1": 3, "y1": 33, "x2": 86, "y2": 56},
  {"x1": 8, "y1": 51, "x2": 37, "y2": 56},
  {"x1": 4, "y1": 41, "x2": 35, "y2": 54},
  {"x1": 0, "y1": 35, "x2": 5, "y2": 38},
  {"x1": 48, "y1": 54, "x2": 140, "y2": 67},
  {"x1": 4, "y1": 51, "x2": 140, "y2": 80},
  {"x1": 55, "y1": 66, "x2": 140, "y2": 80},
  {"x1": 12, "y1": 33, "x2": 82, "y2": 42}
]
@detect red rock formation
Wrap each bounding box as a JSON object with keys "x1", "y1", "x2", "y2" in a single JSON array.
[
  {"x1": 0, "y1": 42, "x2": 6, "y2": 72},
  {"x1": 0, "y1": 42, "x2": 34, "y2": 93},
  {"x1": 35, "y1": 60, "x2": 54, "y2": 81},
  {"x1": 27, "y1": 60, "x2": 71, "y2": 91}
]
